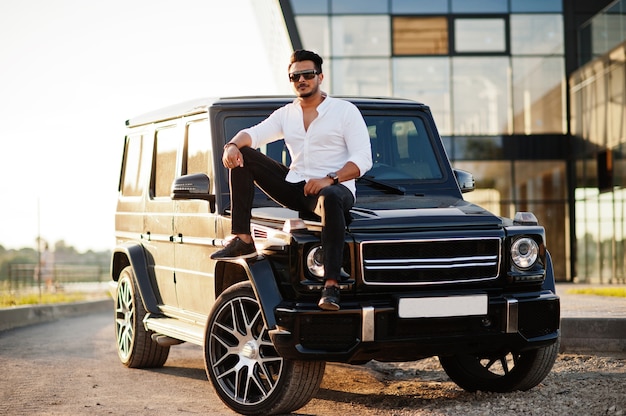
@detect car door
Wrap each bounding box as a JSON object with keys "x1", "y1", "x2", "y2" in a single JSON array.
[
  {"x1": 173, "y1": 117, "x2": 219, "y2": 315},
  {"x1": 143, "y1": 123, "x2": 180, "y2": 309}
]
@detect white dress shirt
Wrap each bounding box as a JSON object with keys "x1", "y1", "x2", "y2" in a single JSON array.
[{"x1": 243, "y1": 95, "x2": 373, "y2": 198}]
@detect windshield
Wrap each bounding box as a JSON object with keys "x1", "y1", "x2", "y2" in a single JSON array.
[
  {"x1": 364, "y1": 115, "x2": 443, "y2": 181},
  {"x1": 224, "y1": 114, "x2": 442, "y2": 181},
  {"x1": 223, "y1": 112, "x2": 444, "y2": 208}
]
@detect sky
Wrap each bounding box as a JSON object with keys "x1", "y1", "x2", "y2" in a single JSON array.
[{"x1": 0, "y1": 0, "x2": 292, "y2": 252}]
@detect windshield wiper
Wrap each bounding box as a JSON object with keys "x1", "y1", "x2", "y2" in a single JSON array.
[{"x1": 357, "y1": 175, "x2": 406, "y2": 195}]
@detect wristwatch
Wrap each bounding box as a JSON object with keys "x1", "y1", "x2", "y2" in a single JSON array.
[{"x1": 327, "y1": 172, "x2": 339, "y2": 185}]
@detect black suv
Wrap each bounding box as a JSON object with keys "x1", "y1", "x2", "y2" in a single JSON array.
[{"x1": 111, "y1": 96, "x2": 560, "y2": 415}]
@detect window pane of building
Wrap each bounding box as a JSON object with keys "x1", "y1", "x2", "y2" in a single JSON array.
[
  {"x1": 321, "y1": 57, "x2": 333, "y2": 94},
  {"x1": 616, "y1": 142, "x2": 626, "y2": 189},
  {"x1": 392, "y1": 0, "x2": 449, "y2": 14},
  {"x1": 451, "y1": 0, "x2": 508, "y2": 14},
  {"x1": 331, "y1": 0, "x2": 387, "y2": 14},
  {"x1": 393, "y1": 57, "x2": 451, "y2": 135},
  {"x1": 331, "y1": 16, "x2": 390, "y2": 57},
  {"x1": 512, "y1": 57, "x2": 565, "y2": 134},
  {"x1": 454, "y1": 18, "x2": 506, "y2": 53},
  {"x1": 590, "y1": 5, "x2": 626, "y2": 58},
  {"x1": 583, "y1": 60, "x2": 609, "y2": 147},
  {"x1": 608, "y1": 46, "x2": 626, "y2": 148},
  {"x1": 452, "y1": 57, "x2": 510, "y2": 135},
  {"x1": 615, "y1": 189, "x2": 626, "y2": 282},
  {"x1": 393, "y1": 17, "x2": 448, "y2": 55},
  {"x1": 575, "y1": 187, "x2": 600, "y2": 281},
  {"x1": 511, "y1": 15, "x2": 563, "y2": 55},
  {"x1": 598, "y1": 191, "x2": 617, "y2": 281},
  {"x1": 289, "y1": 0, "x2": 328, "y2": 14},
  {"x1": 331, "y1": 58, "x2": 390, "y2": 96},
  {"x1": 296, "y1": 16, "x2": 331, "y2": 56},
  {"x1": 510, "y1": 0, "x2": 562, "y2": 13},
  {"x1": 452, "y1": 160, "x2": 512, "y2": 217},
  {"x1": 452, "y1": 136, "x2": 504, "y2": 161},
  {"x1": 515, "y1": 160, "x2": 567, "y2": 202}
]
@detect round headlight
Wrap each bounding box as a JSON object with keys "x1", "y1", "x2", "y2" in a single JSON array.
[
  {"x1": 306, "y1": 246, "x2": 325, "y2": 279},
  {"x1": 511, "y1": 237, "x2": 539, "y2": 269}
]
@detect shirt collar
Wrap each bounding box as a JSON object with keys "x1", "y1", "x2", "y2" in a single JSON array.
[{"x1": 293, "y1": 93, "x2": 330, "y2": 113}]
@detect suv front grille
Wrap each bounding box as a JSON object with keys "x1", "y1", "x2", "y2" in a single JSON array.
[{"x1": 361, "y1": 238, "x2": 500, "y2": 285}]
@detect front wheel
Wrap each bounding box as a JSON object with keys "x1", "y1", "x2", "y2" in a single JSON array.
[
  {"x1": 204, "y1": 282, "x2": 325, "y2": 415},
  {"x1": 439, "y1": 337, "x2": 560, "y2": 392},
  {"x1": 114, "y1": 266, "x2": 169, "y2": 368}
]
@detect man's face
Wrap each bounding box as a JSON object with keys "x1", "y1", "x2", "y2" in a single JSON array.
[{"x1": 288, "y1": 60, "x2": 323, "y2": 98}]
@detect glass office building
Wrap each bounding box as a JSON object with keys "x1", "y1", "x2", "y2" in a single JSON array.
[
  {"x1": 571, "y1": 1, "x2": 626, "y2": 283},
  {"x1": 276, "y1": 0, "x2": 624, "y2": 283}
]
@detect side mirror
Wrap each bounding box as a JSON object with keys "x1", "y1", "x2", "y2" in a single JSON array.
[
  {"x1": 453, "y1": 169, "x2": 475, "y2": 193},
  {"x1": 171, "y1": 173, "x2": 216, "y2": 211}
]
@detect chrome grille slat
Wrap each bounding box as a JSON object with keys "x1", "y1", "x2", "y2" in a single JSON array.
[
  {"x1": 360, "y1": 237, "x2": 501, "y2": 286},
  {"x1": 365, "y1": 262, "x2": 498, "y2": 270}
]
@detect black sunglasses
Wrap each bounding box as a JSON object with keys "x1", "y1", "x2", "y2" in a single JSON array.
[{"x1": 288, "y1": 70, "x2": 319, "y2": 82}]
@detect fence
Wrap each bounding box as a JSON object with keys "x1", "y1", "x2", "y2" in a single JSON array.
[{"x1": 4, "y1": 263, "x2": 109, "y2": 295}]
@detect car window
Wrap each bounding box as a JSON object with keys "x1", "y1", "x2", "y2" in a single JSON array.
[
  {"x1": 121, "y1": 134, "x2": 149, "y2": 197},
  {"x1": 224, "y1": 116, "x2": 291, "y2": 166},
  {"x1": 152, "y1": 126, "x2": 179, "y2": 198},
  {"x1": 223, "y1": 116, "x2": 289, "y2": 208},
  {"x1": 185, "y1": 119, "x2": 215, "y2": 192}
]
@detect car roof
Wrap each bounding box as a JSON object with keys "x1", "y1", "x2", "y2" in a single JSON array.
[{"x1": 125, "y1": 96, "x2": 428, "y2": 127}]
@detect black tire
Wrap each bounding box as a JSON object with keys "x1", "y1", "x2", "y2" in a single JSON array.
[
  {"x1": 439, "y1": 337, "x2": 560, "y2": 392},
  {"x1": 114, "y1": 266, "x2": 169, "y2": 368},
  {"x1": 204, "y1": 282, "x2": 325, "y2": 415}
]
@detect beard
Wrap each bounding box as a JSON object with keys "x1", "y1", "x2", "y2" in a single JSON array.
[{"x1": 296, "y1": 82, "x2": 319, "y2": 98}]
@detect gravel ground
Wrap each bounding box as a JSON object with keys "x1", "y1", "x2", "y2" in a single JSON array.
[
  {"x1": 1, "y1": 307, "x2": 624, "y2": 415},
  {"x1": 301, "y1": 353, "x2": 626, "y2": 416}
]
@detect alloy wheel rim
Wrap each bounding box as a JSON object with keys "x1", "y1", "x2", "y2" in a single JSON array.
[
  {"x1": 115, "y1": 277, "x2": 134, "y2": 361},
  {"x1": 208, "y1": 296, "x2": 283, "y2": 405}
]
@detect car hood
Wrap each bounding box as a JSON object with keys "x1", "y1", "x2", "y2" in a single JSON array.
[
  {"x1": 347, "y1": 194, "x2": 503, "y2": 231},
  {"x1": 250, "y1": 194, "x2": 503, "y2": 232}
]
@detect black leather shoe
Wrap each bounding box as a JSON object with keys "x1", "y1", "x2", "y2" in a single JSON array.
[
  {"x1": 210, "y1": 237, "x2": 257, "y2": 260},
  {"x1": 318, "y1": 286, "x2": 340, "y2": 311}
]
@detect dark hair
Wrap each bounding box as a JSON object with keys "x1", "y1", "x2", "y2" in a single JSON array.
[{"x1": 289, "y1": 49, "x2": 323, "y2": 74}]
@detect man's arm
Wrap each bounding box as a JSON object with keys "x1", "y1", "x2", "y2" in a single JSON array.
[
  {"x1": 344, "y1": 107, "x2": 373, "y2": 177},
  {"x1": 222, "y1": 131, "x2": 252, "y2": 169},
  {"x1": 223, "y1": 107, "x2": 287, "y2": 169},
  {"x1": 303, "y1": 161, "x2": 361, "y2": 196}
]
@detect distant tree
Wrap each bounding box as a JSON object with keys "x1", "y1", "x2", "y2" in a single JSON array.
[{"x1": 0, "y1": 242, "x2": 110, "y2": 281}]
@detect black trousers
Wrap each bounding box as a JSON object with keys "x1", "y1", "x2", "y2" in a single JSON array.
[{"x1": 230, "y1": 147, "x2": 354, "y2": 281}]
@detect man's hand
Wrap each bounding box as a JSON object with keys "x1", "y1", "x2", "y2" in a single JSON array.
[
  {"x1": 304, "y1": 176, "x2": 334, "y2": 196},
  {"x1": 222, "y1": 144, "x2": 243, "y2": 169}
]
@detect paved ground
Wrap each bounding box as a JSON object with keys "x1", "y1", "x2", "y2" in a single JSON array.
[
  {"x1": 557, "y1": 283, "x2": 626, "y2": 354},
  {"x1": 2, "y1": 282, "x2": 625, "y2": 354},
  {"x1": 557, "y1": 283, "x2": 626, "y2": 318}
]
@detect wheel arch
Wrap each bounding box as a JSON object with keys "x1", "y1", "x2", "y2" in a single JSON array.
[
  {"x1": 214, "y1": 258, "x2": 283, "y2": 330},
  {"x1": 111, "y1": 243, "x2": 160, "y2": 314}
]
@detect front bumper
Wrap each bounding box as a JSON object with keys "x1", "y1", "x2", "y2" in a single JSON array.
[{"x1": 269, "y1": 291, "x2": 560, "y2": 363}]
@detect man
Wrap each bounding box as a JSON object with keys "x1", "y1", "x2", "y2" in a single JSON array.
[{"x1": 211, "y1": 49, "x2": 372, "y2": 311}]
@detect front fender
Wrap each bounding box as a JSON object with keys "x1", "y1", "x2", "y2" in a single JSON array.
[
  {"x1": 233, "y1": 258, "x2": 282, "y2": 330},
  {"x1": 542, "y1": 249, "x2": 556, "y2": 293},
  {"x1": 111, "y1": 243, "x2": 160, "y2": 314}
]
